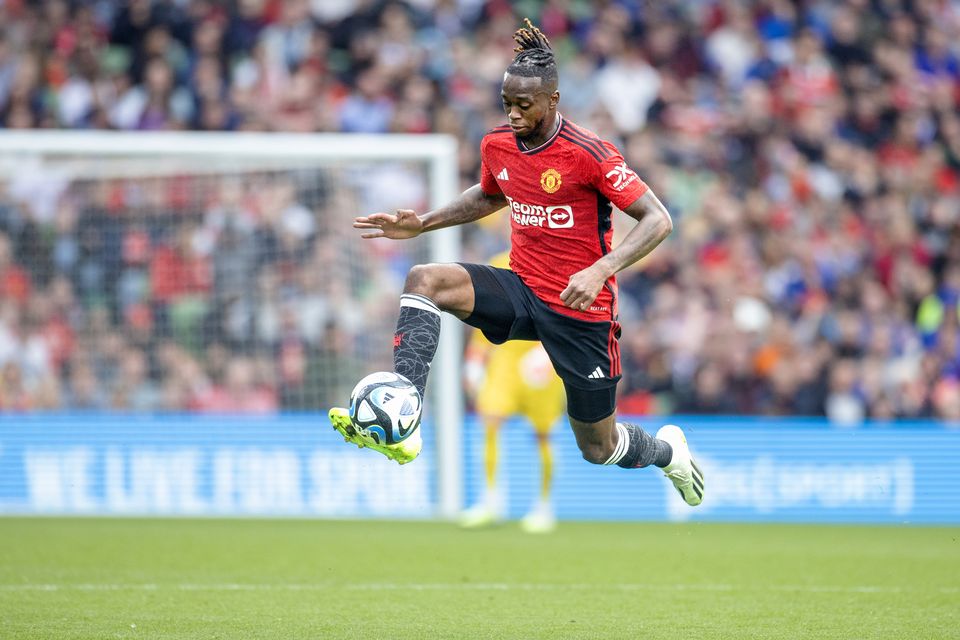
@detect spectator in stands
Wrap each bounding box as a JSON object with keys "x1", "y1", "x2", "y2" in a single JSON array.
[
  {"x1": 194, "y1": 355, "x2": 277, "y2": 413},
  {"x1": 110, "y1": 345, "x2": 160, "y2": 412},
  {"x1": 339, "y1": 65, "x2": 394, "y2": 133},
  {"x1": 150, "y1": 222, "x2": 211, "y2": 353},
  {"x1": 64, "y1": 361, "x2": 105, "y2": 410},
  {"x1": 0, "y1": 232, "x2": 31, "y2": 305},
  {"x1": 0, "y1": 0, "x2": 956, "y2": 424}
]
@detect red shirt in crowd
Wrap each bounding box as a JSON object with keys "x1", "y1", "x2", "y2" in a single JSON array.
[{"x1": 149, "y1": 246, "x2": 211, "y2": 302}]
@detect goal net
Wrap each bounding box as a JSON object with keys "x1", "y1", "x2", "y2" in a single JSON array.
[{"x1": 0, "y1": 131, "x2": 463, "y2": 516}]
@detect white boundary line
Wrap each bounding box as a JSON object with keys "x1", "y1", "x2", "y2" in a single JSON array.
[{"x1": 0, "y1": 583, "x2": 956, "y2": 595}]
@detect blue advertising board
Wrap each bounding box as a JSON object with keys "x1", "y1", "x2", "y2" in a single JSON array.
[
  {"x1": 463, "y1": 416, "x2": 960, "y2": 524},
  {"x1": 0, "y1": 414, "x2": 435, "y2": 518},
  {"x1": 1, "y1": 414, "x2": 958, "y2": 523}
]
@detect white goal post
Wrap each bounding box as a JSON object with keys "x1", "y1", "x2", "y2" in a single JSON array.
[{"x1": 0, "y1": 130, "x2": 464, "y2": 519}]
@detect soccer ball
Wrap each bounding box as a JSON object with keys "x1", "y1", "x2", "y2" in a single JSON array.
[{"x1": 349, "y1": 372, "x2": 422, "y2": 445}]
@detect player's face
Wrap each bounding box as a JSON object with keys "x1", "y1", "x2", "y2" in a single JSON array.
[{"x1": 501, "y1": 73, "x2": 559, "y2": 141}]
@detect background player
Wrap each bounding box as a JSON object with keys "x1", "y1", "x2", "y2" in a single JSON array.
[
  {"x1": 330, "y1": 19, "x2": 704, "y2": 508},
  {"x1": 459, "y1": 252, "x2": 565, "y2": 534}
]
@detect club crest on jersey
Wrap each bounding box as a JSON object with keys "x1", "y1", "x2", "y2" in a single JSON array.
[{"x1": 540, "y1": 168, "x2": 562, "y2": 194}]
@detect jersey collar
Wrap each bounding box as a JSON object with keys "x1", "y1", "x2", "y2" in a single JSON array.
[{"x1": 516, "y1": 113, "x2": 563, "y2": 155}]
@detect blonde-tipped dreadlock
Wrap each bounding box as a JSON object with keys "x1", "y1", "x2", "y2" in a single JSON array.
[
  {"x1": 513, "y1": 17, "x2": 552, "y2": 53},
  {"x1": 506, "y1": 18, "x2": 557, "y2": 88}
]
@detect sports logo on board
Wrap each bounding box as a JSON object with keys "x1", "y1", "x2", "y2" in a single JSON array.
[{"x1": 540, "y1": 168, "x2": 562, "y2": 194}]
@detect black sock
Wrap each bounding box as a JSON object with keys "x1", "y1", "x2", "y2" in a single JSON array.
[
  {"x1": 606, "y1": 422, "x2": 673, "y2": 469},
  {"x1": 393, "y1": 293, "x2": 441, "y2": 400}
]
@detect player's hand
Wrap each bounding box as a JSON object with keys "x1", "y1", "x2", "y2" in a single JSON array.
[
  {"x1": 560, "y1": 266, "x2": 606, "y2": 312},
  {"x1": 353, "y1": 209, "x2": 424, "y2": 239}
]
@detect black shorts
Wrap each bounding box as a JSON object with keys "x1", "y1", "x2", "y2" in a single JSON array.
[{"x1": 461, "y1": 263, "x2": 622, "y2": 423}]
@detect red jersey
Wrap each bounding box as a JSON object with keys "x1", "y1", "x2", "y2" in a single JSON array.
[{"x1": 479, "y1": 115, "x2": 648, "y2": 321}]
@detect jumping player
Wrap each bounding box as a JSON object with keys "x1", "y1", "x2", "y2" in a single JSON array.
[
  {"x1": 460, "y1": 252, "x2": 565, "y2": 533},
  {"x1": 330, "y1": 19, "x2": 704, "y2": 507}
]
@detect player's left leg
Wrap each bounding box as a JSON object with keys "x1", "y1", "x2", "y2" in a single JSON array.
[
  {"x1": 565, "y1": 398, "x2": 671, "y2": 468},
  {"x1": 542, "y1": 351, "x2": 676, "y2": 473},
  {"x1": 537, "y1": 311, "x2": 705, "y2": 506},
  {"x1": 566, "y1": 394, "x2": 703, "y2": 507}
]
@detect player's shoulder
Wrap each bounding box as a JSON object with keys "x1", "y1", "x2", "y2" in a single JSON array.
[
  {"x1": 557, "y1": 119, "x2": 621, "y2": 164},
  {"x1": 481, "y1": 124, "x2": 515, "y2": 149}
]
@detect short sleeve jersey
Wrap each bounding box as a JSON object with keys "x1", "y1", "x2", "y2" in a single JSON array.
[{"x1": 479, "y1": 115, "x2": 648, "y2": 321}]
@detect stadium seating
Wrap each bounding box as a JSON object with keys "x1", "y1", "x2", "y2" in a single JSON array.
[{"x1": 0, "y1": 0, "x2": 957, "y2": 421}]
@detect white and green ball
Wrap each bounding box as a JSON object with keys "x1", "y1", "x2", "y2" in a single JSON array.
[{"x1": 349, "y1": 372, "x2": 422, "y2": 445}]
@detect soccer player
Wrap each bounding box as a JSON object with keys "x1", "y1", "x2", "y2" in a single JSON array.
[
  {"x1": 330, "y1": 19, "x2": 704, "y2": 507},
  {"x1": 460, "y1": 252, "x2": 565, "y2": 533}
]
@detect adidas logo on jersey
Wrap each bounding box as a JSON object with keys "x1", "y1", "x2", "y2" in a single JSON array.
[
  {"x1": 587, "y1": 366, "x2": 604, "y2": 379},
  {"x1": 497, "y1": 168, "x2": 509, "y2": 181}
]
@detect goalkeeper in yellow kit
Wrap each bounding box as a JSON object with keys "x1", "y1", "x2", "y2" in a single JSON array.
[{"x1": 459, "y1": 253, "x2": 566, "y2": 534}]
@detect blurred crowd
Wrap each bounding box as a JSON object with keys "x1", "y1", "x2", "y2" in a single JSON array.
[{"x1": 0, "y1": 0, "x2": 958, "y2": 423}]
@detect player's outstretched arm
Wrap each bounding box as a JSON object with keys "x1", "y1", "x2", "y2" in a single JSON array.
[
  {"x1": 560, "y1": 189, "x2": 673, "y2": 311},
  {"x1": 354, "y1": 184, "x2": 507, "y2": 240}
]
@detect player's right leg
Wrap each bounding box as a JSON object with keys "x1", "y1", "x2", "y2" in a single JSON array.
[
  {"x1": 392, "y1": 263, "x2": 479, "y2": 397},
  {"x1": 329, "y1": 264, "x2": 479, "y2": 464},
  {"x1": 329, "y1": 407, "x2": 423, "y2": 464}
]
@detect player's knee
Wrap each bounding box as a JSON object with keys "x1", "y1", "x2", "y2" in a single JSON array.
[
  {"x1": 404, "y1": 263, "x2": 472, "y2": 314},
  {"x1": 404, "y1": 264, "x2": 439, "y2": 298},
  {"x1": 578, "y1": 441, "x2": 611, "y2": 465}
]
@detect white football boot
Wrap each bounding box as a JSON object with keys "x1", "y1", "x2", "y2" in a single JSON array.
[
  {"x1": 655, "y1": 424, "x2": 704, "y2": 506},
  {"x1": 519, "y1": 500, "x2": 557, "y2": 534},
  {"x1": 328, "y1": 407, "x2": 422, "y2": 465},
  {"x1": 459, "y1": 492, "x2": 503, "y2": 529}
]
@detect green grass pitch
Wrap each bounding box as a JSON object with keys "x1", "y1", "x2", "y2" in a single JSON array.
[{"x1": 0, "y1": 518, "x2": 956, "y2": 639}]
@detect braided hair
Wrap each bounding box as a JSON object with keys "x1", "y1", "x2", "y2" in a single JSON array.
[{"x1": 506, "y1": 18, "x2": 558, "y2": 89}]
